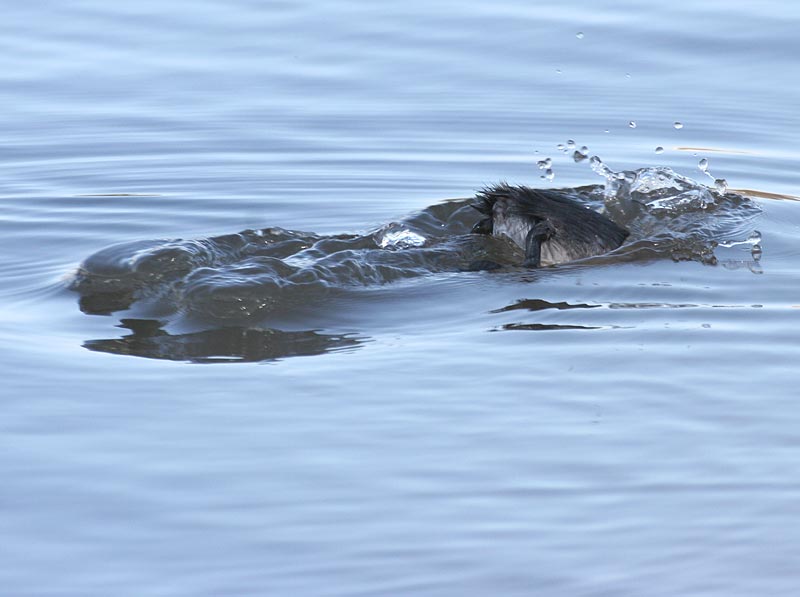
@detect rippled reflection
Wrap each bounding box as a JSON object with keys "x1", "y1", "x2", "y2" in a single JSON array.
[
  {"x1": 491, "y1": 295, "x2": 769, "y2": 334},
  {"x1": 492, "y1": 298, "x2": 601, "y2": 313},
  {"x1": 495, "y1": 322, "x2": 604, "y2": 331},
  {"x1": 83, "y1": 319, "x2": 364, "y2": 363}
]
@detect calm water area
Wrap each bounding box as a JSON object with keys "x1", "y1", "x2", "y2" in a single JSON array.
[{"x1": 2, "y1": 0, "x2": 800, "y2": 595}]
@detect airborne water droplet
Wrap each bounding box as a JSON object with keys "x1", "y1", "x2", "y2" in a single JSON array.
[
  {"x1": 698, "y1": 158, "x2": 709, "y2": 172},
  {"x1": 580, "y1": 145, "x2": 589, "y2": 153},
  {"x1": 543, "y1": 168, "x2": 555, "y2": 182},
  {"x1": 556, "y1": 143, "x2": 565, "y2": 151},
  {"x1": 655, "y1": 146, "x2": 664, "y2": 154},
  {"x1": 576, "y1": 32, "x2": 584, "y2": 39},
  {"x1": 537, "y1": 159, "x2": 548, "y2": 170},
  {"x1": 714, "y1": 178, "x2": 728, "y2": 194},
  {"x1": 629, "y1": 121, "x2": 637, "y2": 128},
  {"x1": 566, "y1": 140, "x2": 576, "y2": 149},
  {"x1": 572, "y1": 150, "x2": 587, "y2": 162},
  {"x1": 673, "y1": 121, "x2": 683, "y2": 129}
]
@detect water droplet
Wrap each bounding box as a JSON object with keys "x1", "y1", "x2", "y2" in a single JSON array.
[
  {"x1": 629, "y1": 121, "x2": 637, "y2": 128},
  {"x1": 556, "y1": 69, "x2": 562, "y2": 74},
  {"x1": 543, "y1": 169, "x2": 555, "y2": 182},
  {"x1": 590, "y1": 155, "x2": 602, "y2": 168},
  {"x1": 556, "y1": 143, "x2": 565, "y2": 151},
  {"x1": 566, "y1": 139, "x2": 576, "y2": 149},
  {"x1": 673, "y1": 121, "x2": 683, "y2": 129},
  {"x1": 698, "y1": 158, "x2": 709, "y2": 172},
  {"x1": 537, "y1": 159, "x2": 548, "y2": 170},
  {"x1": 572, "y1": 150, "x2": 587, "y2": 163},
  {"x1": 655, "y1": 146, "x2": 664, "y2": 154},
  {"x1": 625, "y1": 73, "x2": 631, "y2": 79},
  {"x1": 580, "y1": 145, "x2": 589, "y2": 153},
  {"x1": 748, "y1": 230, "x2": 762, "y2": 245},
  {"x1": 604, "y1": 129, "x2": 610, "y2": 133},
  {"x1": 714, "y1": 178, "x2": 728, "y2": 194},
  {"x1": 576, "y1": 32, "x2": 584, "y2": 39}
]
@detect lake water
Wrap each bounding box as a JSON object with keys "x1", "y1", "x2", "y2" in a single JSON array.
[{"x1": 3, "y1": 0, "x2": 800, "y2": 595}]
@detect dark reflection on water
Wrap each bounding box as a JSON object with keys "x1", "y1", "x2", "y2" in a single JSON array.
[
  {"x1": 83, "y1": 318, "x2": 364, "y2": 363},
  {"x1": 492, "y1": 298, "x2": 602, "y2": 312},
  {"x1": 491, "y1": 296, "x2": 769, "y2": 333},
  {"x1": 495, "y1": 322, "x2": 604, "y2": 331}
]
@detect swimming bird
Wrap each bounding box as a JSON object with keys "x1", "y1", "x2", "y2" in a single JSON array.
[{"x1": 472, "y1": 183, "x2": 629, "y2": 266}]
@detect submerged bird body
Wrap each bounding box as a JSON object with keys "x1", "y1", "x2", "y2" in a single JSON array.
[{"x1": 472, "y1": 184, "x2": 629, "y2": 266}]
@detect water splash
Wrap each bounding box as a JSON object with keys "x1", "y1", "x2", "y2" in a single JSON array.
[
  {"x1": 584, "y1": 159, "x2": 760, "y2": 265},
  {"x1": 695, "y1": 157, "x2": 729, "y2": 196},
  {"x1": 589, "y1": 155, "x2": 616, "y2": 180},
  {"x1": 591, "y1": 160, "x2": 717, "y2": 210},
  {"x1": 377, "y1": 227, "x2": 426, "y2": 249}
]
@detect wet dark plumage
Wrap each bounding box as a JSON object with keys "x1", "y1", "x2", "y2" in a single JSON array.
[{"x1": 472, "y1": 184, "x2": 629, "y2": 266}]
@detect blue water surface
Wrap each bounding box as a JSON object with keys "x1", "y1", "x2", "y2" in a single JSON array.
[{"x1": 2, "y1": 1, "x2": 800, "y2": 595}]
